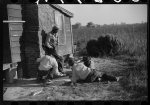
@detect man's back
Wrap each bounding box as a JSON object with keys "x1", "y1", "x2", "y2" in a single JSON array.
[
  {"x1": 38, "y1": 55, "x2": 57, "y2": 71},
  {"x1": 71, "y1": 63, "x2": 91, "y2": 83}
]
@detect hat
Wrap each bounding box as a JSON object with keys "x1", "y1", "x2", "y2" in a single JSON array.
[
  {"x1": 52, "y1": 25, "x2": 59, "y2": 31},
  {"x1": 82, "y1": 56, "x2": 91, "y2": 62},
  {"x1": 64, "y1": 54, "x2": 74, "y2": 63}
]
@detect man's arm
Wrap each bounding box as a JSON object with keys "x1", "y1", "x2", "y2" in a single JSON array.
[{"x1": 45, "y1": 34, "x2": 53, "y2": 48}]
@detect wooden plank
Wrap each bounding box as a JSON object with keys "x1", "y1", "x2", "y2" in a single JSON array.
[
  {"x1": 7, "y1": 4, "x2": 22, "y2": 10},
  {"x1": 10, "y1": 36, "x2": 20, "y2": 41},
  {"x1": 8, "y1": 16, "x2": 22, "y2": 21},
  {"x1": 9, "y1": 30, "x2": 22, "y2": 36},
  {"x1": 3, "y1": 21, "x2": 25, "y2": 23},
  {"x1": 11, "y1": 41, "x2": 20, "y2": 47},
  {"x1": 9, "y1": 24, "x2": 23, "y2": 31},
  {"x1": 7, "y1": 8, "x2": 22, "y2": 18},
  {"x1": 11, "y1": 47, "x2": 21, "y2": 54},
  {"x1": 11, "y1": 53, "x2": 21, "y2": 63}
]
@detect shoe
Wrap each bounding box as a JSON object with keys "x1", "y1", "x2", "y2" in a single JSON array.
[
  {"x1": 116, "y1": 77, "x2": 121, "y2": 82},
  {"x1": 45, "y1": 79, "x2": 52, "y2": 84},
  {"x1": 60, "y1": 71, "x2": 66, "y2": 74},
  {"x1": 59, "y1": 72, "x2": 66, "y2": 77},
  {"x1": 55, "y1": 73, "x2": 66, "y2": 77},
  {"x1": 98, "y1": 77, "x2": 102, "y2": 82}
]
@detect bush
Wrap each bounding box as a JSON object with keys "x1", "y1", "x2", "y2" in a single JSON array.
[
  {"x1": 86, "y1": 39, "x2": 99, "y2": 57},
  {"x1": 86, "y1": 34, "x2": 122, "y2": 57},
  {"x1": 78, "y1": 48, "x2": 88, "y2": 56}
]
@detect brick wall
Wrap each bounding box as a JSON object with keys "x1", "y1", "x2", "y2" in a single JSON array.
[{"x1": 22, "y1": 4, "x2": 40, "y2": 77}]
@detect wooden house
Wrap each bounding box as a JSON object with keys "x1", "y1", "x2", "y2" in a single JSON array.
[{"x1": 2, "y1": 4, "x2": 74, "y2": 78}]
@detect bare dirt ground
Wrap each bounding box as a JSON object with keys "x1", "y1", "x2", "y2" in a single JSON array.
[{"x1": 3, "y1": 57, "x2": 142, "y2": 101}]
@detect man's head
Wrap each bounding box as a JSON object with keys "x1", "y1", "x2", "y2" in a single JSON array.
[
  {"x1": 64, "y1": 54, "x2": 75, "y2": 67},
  {"x1": 52, "y1": 26, "x2": 59, "y2": 33},
  {"x1": 82, "y1": 56, "x2": 91, "y2": 67},
  {"x1": 68, "y1": 57, "x2": 75, "y2": 67}
]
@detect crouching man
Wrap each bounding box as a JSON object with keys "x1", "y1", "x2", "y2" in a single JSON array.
[
  {"x1": 66, "y1": 56, "x2": 120, "y2": 86},
  {"x1": 36, "y1": 50, "x2": 66, "y2": 84}
]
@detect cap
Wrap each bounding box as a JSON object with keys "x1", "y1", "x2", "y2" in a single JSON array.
[
  {"x1": 52, "y1": 25, "x2": 59, "y2": 31},
  {"x1": 82, "y1": 56, "x2": 91, "y2": 62}
]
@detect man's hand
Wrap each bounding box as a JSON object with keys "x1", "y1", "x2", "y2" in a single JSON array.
[
  {"x1": 47, "y1": 45, "x2": 53, "y2": 49},
  {"x1": 70, "y1": 82, "x2": 76, "y2": 87}
]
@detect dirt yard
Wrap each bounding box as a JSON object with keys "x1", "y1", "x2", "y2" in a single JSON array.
[{"x1": 3, "y1": 57, "x2": 145, "y2": 101}]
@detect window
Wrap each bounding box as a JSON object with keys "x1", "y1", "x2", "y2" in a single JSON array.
[{"x1": 54, "y1": 11, "x2": 66, "y2": 45}]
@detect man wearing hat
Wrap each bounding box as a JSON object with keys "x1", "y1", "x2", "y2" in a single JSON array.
[
  {"x1": 82, "y1": 56, "x2": 95, "y2": 69},
  {"x1": 44, "y1": 26, "x2": 65, "y2": 76},
  {"x1": 66, "y1": 56, "x2": 120, "y2": 85}
]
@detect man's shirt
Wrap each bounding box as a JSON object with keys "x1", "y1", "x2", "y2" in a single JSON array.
[
  {"x1": 71, "y1": 63, "x2": 91, "y2": 83},
  {"x1": 37, "y1": 55, "x2": 60, "y2": 75},
  {"x1": 45, "y1": 33, "x2": 58, "y2": 48},
  {"x1": 89, "y1": 60, "x2": 95, "y2": 69}
]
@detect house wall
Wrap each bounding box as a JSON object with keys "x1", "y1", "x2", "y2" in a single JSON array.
[
  {"x1": 21, "y1": 4, "x2": 73, "y2": 78},
  {"x1": 58, "y1": 16, "x2": 73, "y2": 56},
  {"x1": 38, "y1": 5, "x2": 73, "y2": 56}
]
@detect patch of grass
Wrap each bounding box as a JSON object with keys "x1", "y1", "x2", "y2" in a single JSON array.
[
  {"x1": 73, "y1": 23, "x2": 147, "y2": 100},
  {"x1": 118, "y1": 55, "x2": 147, "y2": 100}
]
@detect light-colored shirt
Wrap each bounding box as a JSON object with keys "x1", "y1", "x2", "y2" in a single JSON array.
[
  {"x1": 45, "y1": 33, "x2": 58, "y2": 48},
  {"x1": 37, "y1": 55, "x2": 60, "y2": 75},
  {"x1": 71, "y1": 63, "x2": 91, "y2": 83},
  {"x1": 90, "y1": 60, "x2": 95, "y2": 69}
]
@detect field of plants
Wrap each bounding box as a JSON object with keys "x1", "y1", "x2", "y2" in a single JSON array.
[
  {"x1": 72, "y1": 22, "x2": 147, "y2": 100},
  {"x1": 73, "y1": 23, "x2": 147, "y2": 56}
]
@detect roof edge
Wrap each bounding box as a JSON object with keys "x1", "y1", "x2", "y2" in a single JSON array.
[{"x1": 50, "y1": 4, "x2": 73, "y2": 17}]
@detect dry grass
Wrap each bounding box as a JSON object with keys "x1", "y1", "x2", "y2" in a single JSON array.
[
  {"x1": 4, "y1": 56, "x2": 147, "y2": 100},
  {"x1": 73, "y1": 23, "x2": 147, "y2": 100},
  {"x1": 73, "y1": 23, "x2": 147, "y2": 57}
]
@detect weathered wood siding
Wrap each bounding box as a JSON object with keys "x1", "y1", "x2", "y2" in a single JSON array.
[{"x1": 3, "y1": 4, "x2": 23, "y2": 64}]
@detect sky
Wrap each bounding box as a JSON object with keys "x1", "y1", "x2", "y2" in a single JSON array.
[{"x1": 59, "y1": 4, "x2": 147, "y2": 26}]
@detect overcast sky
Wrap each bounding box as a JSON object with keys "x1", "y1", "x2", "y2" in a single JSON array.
[{"x1": 59, "y1": 4, "x2": 147, "y2": 26}]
